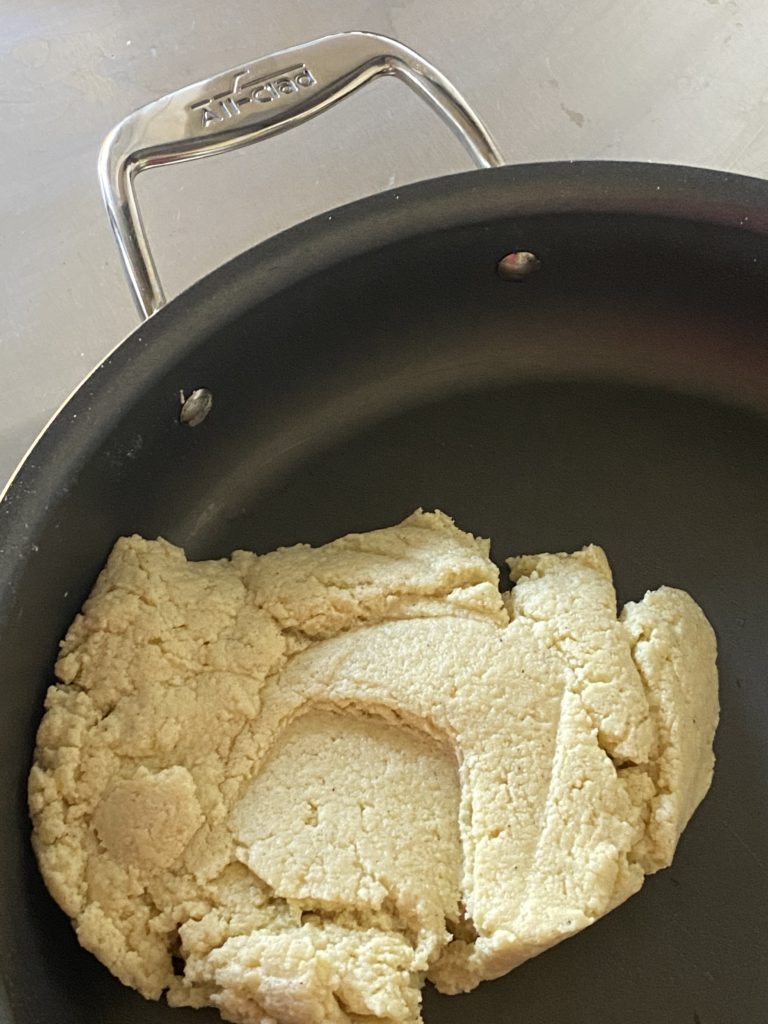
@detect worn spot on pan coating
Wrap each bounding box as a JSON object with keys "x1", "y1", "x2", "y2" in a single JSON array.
[{"x1": 180, "y1": 388, "x2": 213, "y2": 427}]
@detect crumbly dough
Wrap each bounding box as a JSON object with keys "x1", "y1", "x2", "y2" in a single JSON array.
[{"x1": 28, "y1": 511, "x2": 719, "y2": 1023}]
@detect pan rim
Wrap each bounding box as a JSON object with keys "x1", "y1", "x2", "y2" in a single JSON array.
[{"x1": 1, "y1": 159, "x2": 767, "y2": 576}]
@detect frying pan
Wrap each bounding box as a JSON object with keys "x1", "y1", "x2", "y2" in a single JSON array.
[{"x1": 1, "y1": 30, "x2": 766, "y2": 1024}]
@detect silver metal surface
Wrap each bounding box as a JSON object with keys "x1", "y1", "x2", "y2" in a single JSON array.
[
  {"x1": 99, "y1": 31, "x2": 502, "y2": 317},
  {"x1": 179, "y1": 388, "x2": 213, "y2": 427},
  {"x1": 3, "y1": 0, "x2": 768, "y2": 488}
]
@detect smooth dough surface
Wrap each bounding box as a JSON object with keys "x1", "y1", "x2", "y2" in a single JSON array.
[{"x1": 29, "y1": 511, "x2": 719, "y2": 1024}]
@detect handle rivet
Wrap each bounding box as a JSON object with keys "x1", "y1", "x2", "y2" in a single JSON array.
[
  {"x1": 497, "y1": 251, "x2": 541, "y2": 281},
  {"x1": 180, "y1": 388, "x2": 213, "y2": 427}
]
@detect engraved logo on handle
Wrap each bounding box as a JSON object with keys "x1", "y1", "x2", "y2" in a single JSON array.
[{"x1": 191, "y1": 64, "x2": 317, "y2": 127}]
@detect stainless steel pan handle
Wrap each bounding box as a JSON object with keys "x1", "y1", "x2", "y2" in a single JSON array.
[{"x1": 98, "y1": 30, "x2": 504, "y2": 319}]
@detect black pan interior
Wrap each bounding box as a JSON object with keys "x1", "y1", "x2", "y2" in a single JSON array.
[{"x1": 1, "y1": 164, "x2": 766, "y2": 1024}]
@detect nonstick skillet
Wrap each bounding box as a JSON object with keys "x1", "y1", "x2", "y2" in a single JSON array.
[{"x1": 1, "y1": 31, "x2": 766, "y2": 1024}]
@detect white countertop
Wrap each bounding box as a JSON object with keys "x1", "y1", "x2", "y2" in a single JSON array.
[{"x1": 3, "y1": 0, "x2": 767, "y2": 488}]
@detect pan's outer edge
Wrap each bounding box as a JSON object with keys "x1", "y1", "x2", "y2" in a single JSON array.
[{"x1": 1, "y1": 160, "x2": 767, "y2": 591}]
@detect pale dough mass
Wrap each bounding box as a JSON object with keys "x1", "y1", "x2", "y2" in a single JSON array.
[{"x1": 29, "y1": 511, "x2": 719, "y2": 1023}]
